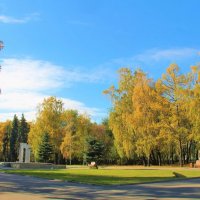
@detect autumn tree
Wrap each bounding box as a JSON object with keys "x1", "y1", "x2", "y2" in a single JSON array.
[
  {"x1": 75, "y1": 114, "x2": 91, "y2": 163},
  {"x1": 60, "y1": 110, "x2": 79, "y2": 165},
  {"x1": 104, "y1": 68, "x2": 137, "y2": 161},
  {"x1": 0, "y1": 121, "x2": 11, "y2": 161},
  {"x1": 60, "y1": 110, "x2": 91, "y2": 164},
  {"x1": 105, "y1": 66, "x2": 196, "y2": 166},
  {"x1": 28, "y1": 120, "x2": 44, "y2": 161},
  {"x1": 29, "y1": 97, "x2": 65, "y2": 163},
  {"x1": 183, "y1": 66, "x2": 200, "y2": 162},
  {"x1": 0, "y1": 122, "x2": 6, "y2": 160},
  {"x1": 91, "y1": 119, "x2": 118, "y2": 164},
  {"x1": 157, "y1": 64, "x2": 191, "y2": 166},
  {"x1": 131, "y1": 70, "x2": 168, "y2": 166}
]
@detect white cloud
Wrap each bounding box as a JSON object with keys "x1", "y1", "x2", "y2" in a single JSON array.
[
  {"x1": 0, "y1": 95, "x2": 106, "y2": 122},
  {"x1": 0, "y1": 58, "x2": 107, "y2": 122},
  {"x1": 0, "y1": 111, "x2": 36, "y2": 122},
  {"x1": 0, "y1": 58, "x2": 112, "y2": 93},
  {"x1": 3, "y1": 47, "x2": 193, "y2": 122},
  {"x1": 62, "y1": 98, "x2": 106, "y2": 121},
  {"x1": 110, "y1": 48, "x2": 199, "y2": 67},
  {"x1": 0, "y1": 13, "x2": 39, "y2": 24},
  {"x1": 134, "y1": 48, "x2": 198, "y2": 62},
  {"x1": 0, "y1": 58, "x2": 65, "y2": 92},
  {"x1": 0, "y1": 92, "x2": 44, "y2": 111}
]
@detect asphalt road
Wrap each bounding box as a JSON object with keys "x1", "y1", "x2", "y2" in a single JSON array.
[{"x1": 0, "y1": 172, "x2": 200, "y2": 199}]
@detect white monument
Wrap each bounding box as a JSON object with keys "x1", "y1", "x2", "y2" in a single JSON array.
[{"x1": 19, "y1": 143, "x2": 31, "y2": 163}]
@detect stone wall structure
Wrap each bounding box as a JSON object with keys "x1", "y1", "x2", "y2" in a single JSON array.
[{"x1": 19, "y1": 143, "x2": 31, "y2": 163}]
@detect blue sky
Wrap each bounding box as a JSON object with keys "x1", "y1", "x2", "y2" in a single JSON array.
[{"x1": 0, "y1": 0, "x2": 200, "y2": 122}]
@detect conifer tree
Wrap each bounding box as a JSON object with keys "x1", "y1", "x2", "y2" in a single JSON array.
[
  {"x1": 86, "y1": 138, "x2": 105, "y2": 164},
  {"x1": 18, "y1": 114, "x2": 30, "y2": 143},
  {"x1": 10, "y1": 115, "x2": 19, "y2": 161},
  {"x1": 38, "y1": 132, "x2": 53, "y2": 163}
]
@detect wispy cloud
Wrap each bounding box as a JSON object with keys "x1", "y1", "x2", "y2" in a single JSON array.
[
  {"x1": 62, "y1": 98, "x2": 106, "y2": 121},
  {"x1": 134, "y1": 48, "x2": 199, "y2": 62},
  {"x1": 0, "y1": 58, "x2": 113, "y2": 93},
  {"x1": 0, "y1": 92, "x2": 106, "y2": 122},
  {"x1": 0, "y1": 58, "x2": 107, "y2": 122},
  {"x1": 0, "y1": 111, "x2": 36, "y2": 122},
  {"x1": 109, "y1": 48, "x2": 200, "y2": 67},
  {"x1": 1, "y1": 47, "x2": 195, "y2": 122},
  {"x1": 1, "y1": 58, "x2": 66, "y2": 92},
  {"x1": 0, "y1": 13, "x2": 39, "y2": 24}
]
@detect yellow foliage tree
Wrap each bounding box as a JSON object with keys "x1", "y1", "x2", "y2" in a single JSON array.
[
  {"x1": 104, "y1": 68, "x2": 136, "y2": 160},
  {"x1": 29, "y1": 96, "x2": 65, "y2": 163},
  {"x1": 131, "y1": 70, "x2": 167, "y2": 166},
  {"x1": 156, "y1": 64, "x2": 192, "y2": 166},
  {"x1": 60, "y1": 110, "x2": 91, "y2": 164}
]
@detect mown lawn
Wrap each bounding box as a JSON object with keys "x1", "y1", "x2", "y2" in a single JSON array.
[{"x1": 1, "y1": 168, "x2": 200, "y2": 185}]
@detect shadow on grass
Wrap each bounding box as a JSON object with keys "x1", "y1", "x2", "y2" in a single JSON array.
[
  {"x1": 5, "y1": 170, "x2": 176, "y2": 185},
  {"x1": 1, "y1": 172, "x2": 200, "y2": 199},
  {"x1": 173, "y1": 172, "x2": 186, "y2": 178}
]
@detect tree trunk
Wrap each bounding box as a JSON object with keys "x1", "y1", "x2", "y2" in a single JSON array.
[
  {"x1": 158, "y1": 152, "x2": 161, "y2": 166},
  {"x1": 170, "y1": 145, "x2": 174, "y2": 165},
  {"x1": 151, "y1": 150, "x2": 157, "y2": 165},
  {"x1": 69, "y1": 152, "x2": 72, "y2": 165},
  {"x1": 147, "y1": 155, "x2": 150, "y2": 167},
  {"x1": 142, "y1": 156, "x2": 147, "y2": 166},
  {"x1": 179, "y1": 140, "x2": 183, "y2": 167}
]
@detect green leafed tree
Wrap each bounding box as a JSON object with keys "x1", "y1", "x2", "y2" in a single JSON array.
[
  {"x1": 10, "y1": 115, "x2": 19, "y2": 161},
  {"x1": 38, "y1": 132, "x2": 53, "y2": 163},
  {"x1": 18, "y1": 114, "x2": 30, "y2": 143},
  {"x1": 86, "y1": 138, "x2": 105, "y2": 165}
]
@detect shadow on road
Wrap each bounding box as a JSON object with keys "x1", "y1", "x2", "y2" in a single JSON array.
[{"x1": 0, "y1": 173, "x2": 200, "y2": 199}]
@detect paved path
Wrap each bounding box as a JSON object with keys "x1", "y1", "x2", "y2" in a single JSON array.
[{"x1": 0, "y1": 172, "x2": 200, "y2": 199}]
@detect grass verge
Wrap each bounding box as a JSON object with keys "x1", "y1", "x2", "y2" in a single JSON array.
[{"x1": 1, "y1": 168, "x2": 200, "y2": 185}]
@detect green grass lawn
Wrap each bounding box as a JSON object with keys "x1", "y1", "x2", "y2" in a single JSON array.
[{"x1": 1, "y1": 168, "x2": 200, "y2": 185}]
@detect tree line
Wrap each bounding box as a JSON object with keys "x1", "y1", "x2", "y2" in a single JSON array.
[
  {"x1": 0, "y1": 64, "x2": 200, "y2": 166},
  {"x1": 104, "y1": 64, "x2": 200, "y2": 166},
  {"x1": 0, "y1": 97, "x2": 118, "y2": 164},
  {"x1": 28, "y1": 97, "x2": 118, "y2": 164},
  {"x1": 0, "y1": 114, "x2": 30, "y2": 162}
]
